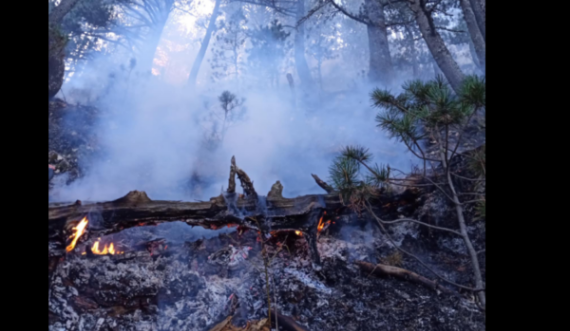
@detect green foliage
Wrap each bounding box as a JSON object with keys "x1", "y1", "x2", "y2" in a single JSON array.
[
  {"x1": 341, "y1": 145, "x2": 372, "y2": 163},
  {"x1": 328, "y1": 146, "x2": 391, "y2": 202},
  {"x1": 373, "y1": 75, "x2": 485, "y2": 147},
  {"x1": 468, "y1": 144, "x2": 485, "y2": 177},
  {"x1": 329, "y1": 76, "x2": 485, "y2": 209}
]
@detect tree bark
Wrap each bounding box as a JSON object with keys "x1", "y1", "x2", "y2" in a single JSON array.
[
  {"x1": 469, "y1": 0, "x2": 485, "y2": 39},
  {"x1": 478, "y1": 0, "x2": 485, "y2": 15},
  {"x1": 188, "y1": 0, "x2": 222, "y2": 87},
  {"x1": 404, "y1": 24, "x2": 419, "y2": 78},
  {"x1": 409, "y1": 0, "x2": 465, "y2": 93},
  {"x1": 49, "y1": 0, "x2": 80, "y2": 25},
  {"x1": 364, "y1": 0, "x2": 394, "y2": 85},
  {"x1": 459, "y1": 0, "x2": 485, "y2": 69},
  {"x1": 48, "y1": 0, "x2": 81, "y2": 99},
  {"x1": 468, "y1": 38, "x2": 481, "y2": 71},
  {"x1": 294, "y1": 0, "x2": 315, "y2": 88}
]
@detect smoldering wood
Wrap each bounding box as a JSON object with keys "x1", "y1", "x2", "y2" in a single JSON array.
[
  {"x1": 231, "y1": 156, "x2": 257, "y2": 198},
  {"x1": 48, "y1": 156, "x2": 418, "y2": 270}
]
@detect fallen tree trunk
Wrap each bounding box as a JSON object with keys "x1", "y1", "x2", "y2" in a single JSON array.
[
  {"x1": 48, "y1": 190, "x2": 343, "y2": 239},
  {"x1": 48, "y1": 157, "x2": 419, "y2": 270}
]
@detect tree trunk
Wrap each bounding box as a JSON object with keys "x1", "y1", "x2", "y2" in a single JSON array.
[
  {"x1": 404, "y1": 24, "x2": 419, "y2": 78},
  {"x1": 48, "y1": 50, "x2": 66, "y2": 99},
  {"x1": 364, "y1": 0, "x2": 394, "y2": 85},
  {"x1": 409, "y1": 0, "x2": 465, "y2": 93},
  {"x1": 294, "y1": 0, "x2": 314, "y2": 88},
  {"x1": 49, "y1": 0, "x2": 80, "y2": 25},
  {"x1": 478, "y1": 0, "x2": 485, "y2": 15},
  {"x1": 432, "y1": 57, "x2": 441, "y2": 79},
  {"x1": 469, "y1": 0, "x2": 485, "y2": 39},
  {"x1": 459, "y1": 0, "x2": 485, "y2": 69},
  {"x1": 188, "y1": 0, "x2": 222, "y2": 87},
  {"x1": 137, "y1": 22, "x2": 169, "y2": 75},
  {"x1": 468, "y1": 38, "x2": 481, "y2": 71},
  {"x1": 48, "y1": 0, "x2": 81, "y2": 99}
]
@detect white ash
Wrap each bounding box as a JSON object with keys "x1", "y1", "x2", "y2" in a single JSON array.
[{"x1": 49, "y1": 225, "x2": 484, "y2": 331}]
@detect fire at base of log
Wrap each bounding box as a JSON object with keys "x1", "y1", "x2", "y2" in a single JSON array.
[
  {"x1": 48, "y1": 155, "x2": 483, "y2": 331},
  {"x1": 50, "y1": 156, "x2": 419, "y2": 271}
]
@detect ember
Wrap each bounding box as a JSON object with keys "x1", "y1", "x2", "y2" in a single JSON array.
[
  {"x1": 294, "y1": 230, "x2": 302, "y2": 236},
  {"x1": 65, "y1": 216, "x2": 88, "y2": 253}
]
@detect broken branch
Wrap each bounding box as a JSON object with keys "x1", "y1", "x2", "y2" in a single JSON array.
[{"x1": 311, "y1": 174, "x2": 335, "y2": 193}]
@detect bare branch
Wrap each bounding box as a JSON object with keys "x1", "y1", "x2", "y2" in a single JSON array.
[
  {"x1": 364, "y1": 201, "x2": 480, "y2": 292},
  {"x1": 378, "y1": 217, "x2": 462, "y2": 236},
  {"x1": 311, "y1": 174, "x2": 335, "y2": 193}
]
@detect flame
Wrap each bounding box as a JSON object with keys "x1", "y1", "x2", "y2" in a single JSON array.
[
  {"x1": 66, "y1": 217, "x2": 89, "y2": 253},
  {"x1": 295, "y1": 230, "x2": 302, "y2": 236},
  {"x1": 317, "y1": 212, "x2": 331, "y2": 233},
  {"x1": 90, "y1": 238, "x2": 123, "y2": 255}
]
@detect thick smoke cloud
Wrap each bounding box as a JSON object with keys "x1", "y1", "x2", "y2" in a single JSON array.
[{"x1": 51, "y1": 3, "x2": 418, "y2": 202}]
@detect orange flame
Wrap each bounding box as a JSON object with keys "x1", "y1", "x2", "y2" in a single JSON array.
[
  {"x1": 295, "y1": 230, "x2": 302, "y2": 236},
  {"x1": 66, "y1": 217, "x2": 89, "y2": 253},
  {"x1": 90, "y1": 238, "x2": 123, "y2": 255},
  {"x1": 317, "y1": 211, "x2": 331, "y2": 233}
]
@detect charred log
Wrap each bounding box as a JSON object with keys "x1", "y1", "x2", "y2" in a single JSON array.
[
  {"x1": 49, "y1": 156, "x2": 420, "y2": 270},
  {"x1": 231, "y1": 156, "x2": 257, "y2": 198}
]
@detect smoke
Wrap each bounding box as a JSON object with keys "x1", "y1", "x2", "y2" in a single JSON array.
[
  {"x1": 50, "y1": 4, "x2": 420, "y2": 203},
  {"x1": 52, "y1": 77, "x2": 412, "y2": 202}
]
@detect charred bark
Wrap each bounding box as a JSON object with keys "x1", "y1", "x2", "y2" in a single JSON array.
[
  {"x1": 188, "y1": 0, "x2": 222, "y2": 87},
  {"x1": 311, "y1": 174, "x2": 335, "y2": 193},
  {"x1": 48, "y1": 190, "x2": 337, "y2": 239},
  {"x1": 409, "y1": 0, "x2": 465, "y2": 93},
  {"x1": 49, "y1": 156, "x2": 419, "y2": 270}
]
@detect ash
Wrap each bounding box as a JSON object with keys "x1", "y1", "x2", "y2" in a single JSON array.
[{"x1": 49, "y1": 223, "x2": 484, "y2": 331}]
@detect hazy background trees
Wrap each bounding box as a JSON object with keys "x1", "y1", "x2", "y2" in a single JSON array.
[{"x1": 48, "y1": 0, "x2": 485, "y2": 202}]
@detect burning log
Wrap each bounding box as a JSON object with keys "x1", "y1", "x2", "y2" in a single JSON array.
[
  {"x1": 49, "y1": 156, "x2": 419, "y2": 270},
  {"x1": 355, "y1": 260, "x2": 455, "y2": 295}
]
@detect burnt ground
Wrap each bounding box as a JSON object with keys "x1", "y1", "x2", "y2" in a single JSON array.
[{"x1": 49, "y1": 203, "x2": 485, "y2": 331}]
